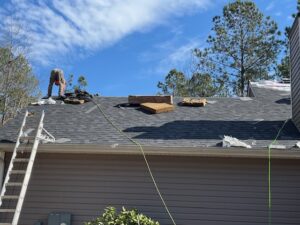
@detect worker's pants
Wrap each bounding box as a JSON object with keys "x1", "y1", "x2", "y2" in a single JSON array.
[{"x1": 47, "y1": 74, "x2": 66, "y2": 97}]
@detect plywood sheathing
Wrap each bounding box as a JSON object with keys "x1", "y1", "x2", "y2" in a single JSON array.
[
  {"x1": 140, "y1": 103, "x2": 174, "y2": 114},
  {"x1": 180, "y1": 97, "x2": 207, "y2": 107},
  {"x1": 128, "y1": 95, "x2": 173, "y2": 105}
]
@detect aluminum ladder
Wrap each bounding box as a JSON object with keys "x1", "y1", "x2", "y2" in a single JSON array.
[{"x1": 0, "y1": 110, "x2": 55, "y2": 225}]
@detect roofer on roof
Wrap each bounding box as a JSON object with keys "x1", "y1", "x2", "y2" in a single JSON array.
[{"x1": 47, "y1": 68, "x2": 66, "y2": 98}]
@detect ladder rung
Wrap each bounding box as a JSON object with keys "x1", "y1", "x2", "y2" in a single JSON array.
[
  {"x1": 10, "y1": 170, "x2": 26, "y2": 174},
  {"x1": 0, "y1": 110, "x2": 47, "y2": 225},
  {"x1": 1, "y1": 195, "x2": 19, "y2": 199},
  {"x1": 0, "y1": 209, "x2": 15, "y2": 212},
  {"x1": 13, "y1": 158, "x2": 29, "y2": 162},
  {"x1": 6, "y1": 182, "x2": 22, "y2": 186}
]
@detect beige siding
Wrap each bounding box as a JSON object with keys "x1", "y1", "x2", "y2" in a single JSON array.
[
  {"x1": 290, "y1": 17, "x2": 300, "y2": 131},
  {"x1": 2, "y1": 153, "x2": 300, "y2": 225}
]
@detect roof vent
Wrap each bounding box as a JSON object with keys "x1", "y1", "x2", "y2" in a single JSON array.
[{"x1": 289, "y1": 15, "x2": 300, "y2": 131}]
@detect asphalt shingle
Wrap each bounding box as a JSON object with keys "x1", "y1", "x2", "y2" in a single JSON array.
[{"x1": 0, "y1": 85, "x2": 299, "y2": 149}]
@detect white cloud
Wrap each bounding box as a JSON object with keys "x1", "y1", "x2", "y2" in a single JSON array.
[
  {"x1": 162, "y1": 39, "x2": 200, "y2": 71},
  {"x1": 0, "y1": 0, "x2": 211, "y2": 65},
  {"x1": 266, "y1": 2, "x2": 275, "y2": 11},
  {"x1": 140, "y1": 37, "x2": 205, "y2": 77}
]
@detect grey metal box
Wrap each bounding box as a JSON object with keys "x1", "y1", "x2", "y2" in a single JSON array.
[{"x1": 48, "y1": 212, "x2": 71, "y2": 225}]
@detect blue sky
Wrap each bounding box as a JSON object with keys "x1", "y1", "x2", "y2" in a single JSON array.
[{"x1": 0, "y1": 0, "x2": 297, "y2": 96}]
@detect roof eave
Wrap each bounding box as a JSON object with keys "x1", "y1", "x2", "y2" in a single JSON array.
[{"x1": 0, "y1": 143, "x2": 300, "y2": 159}]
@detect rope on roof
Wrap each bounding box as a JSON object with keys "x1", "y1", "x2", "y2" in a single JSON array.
[{"x1": 91, "y1": 99, "x2": 177, "y2": 225}]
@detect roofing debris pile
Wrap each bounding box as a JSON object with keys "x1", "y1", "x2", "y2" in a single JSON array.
[
  {"x1": 31, "y1": 98, "x2": 57, "y2": 106},
  {"x1": 222, "y1": 135, "x2": 252, "y2": 149},
  {"x1": 222, "y1": 137, "x2": 300, "y2": 149},
  {"x1": 31, "y1": 90, "x2": 93, "y2": 105},
  {"x1": 64, "y1": 90, "x2": 93, "y2": 104}
]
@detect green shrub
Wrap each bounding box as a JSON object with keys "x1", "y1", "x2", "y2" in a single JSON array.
[{"x1": 85, "y1": 206, "x2": 160, "y2": 225}]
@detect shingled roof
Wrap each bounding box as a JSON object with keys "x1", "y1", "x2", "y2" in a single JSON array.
[{"x1": 0, "y1": 81, "x2": 299, "y2": 150}]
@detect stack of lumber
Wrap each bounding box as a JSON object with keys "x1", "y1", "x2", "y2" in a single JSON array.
[
  {"x1": 180, "y1": 97, "x2": 207, "y2": 107},
  {"x1": 128, "y1": 95, "x2": 173, "y2": 105},
  {"x1": 128, "y1": 95, "x2": 174, "y2": 114},
  {"x1": 140, "y1": 103, "x2": 174, "y2": 114}
]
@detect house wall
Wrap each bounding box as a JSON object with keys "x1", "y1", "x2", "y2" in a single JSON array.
[
  {"x1": 289, "y1": 16, "x2": 300, "y2": 131},
  {"x1": 2, "y1": 153, "x2": 300, "y2": 225}
]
